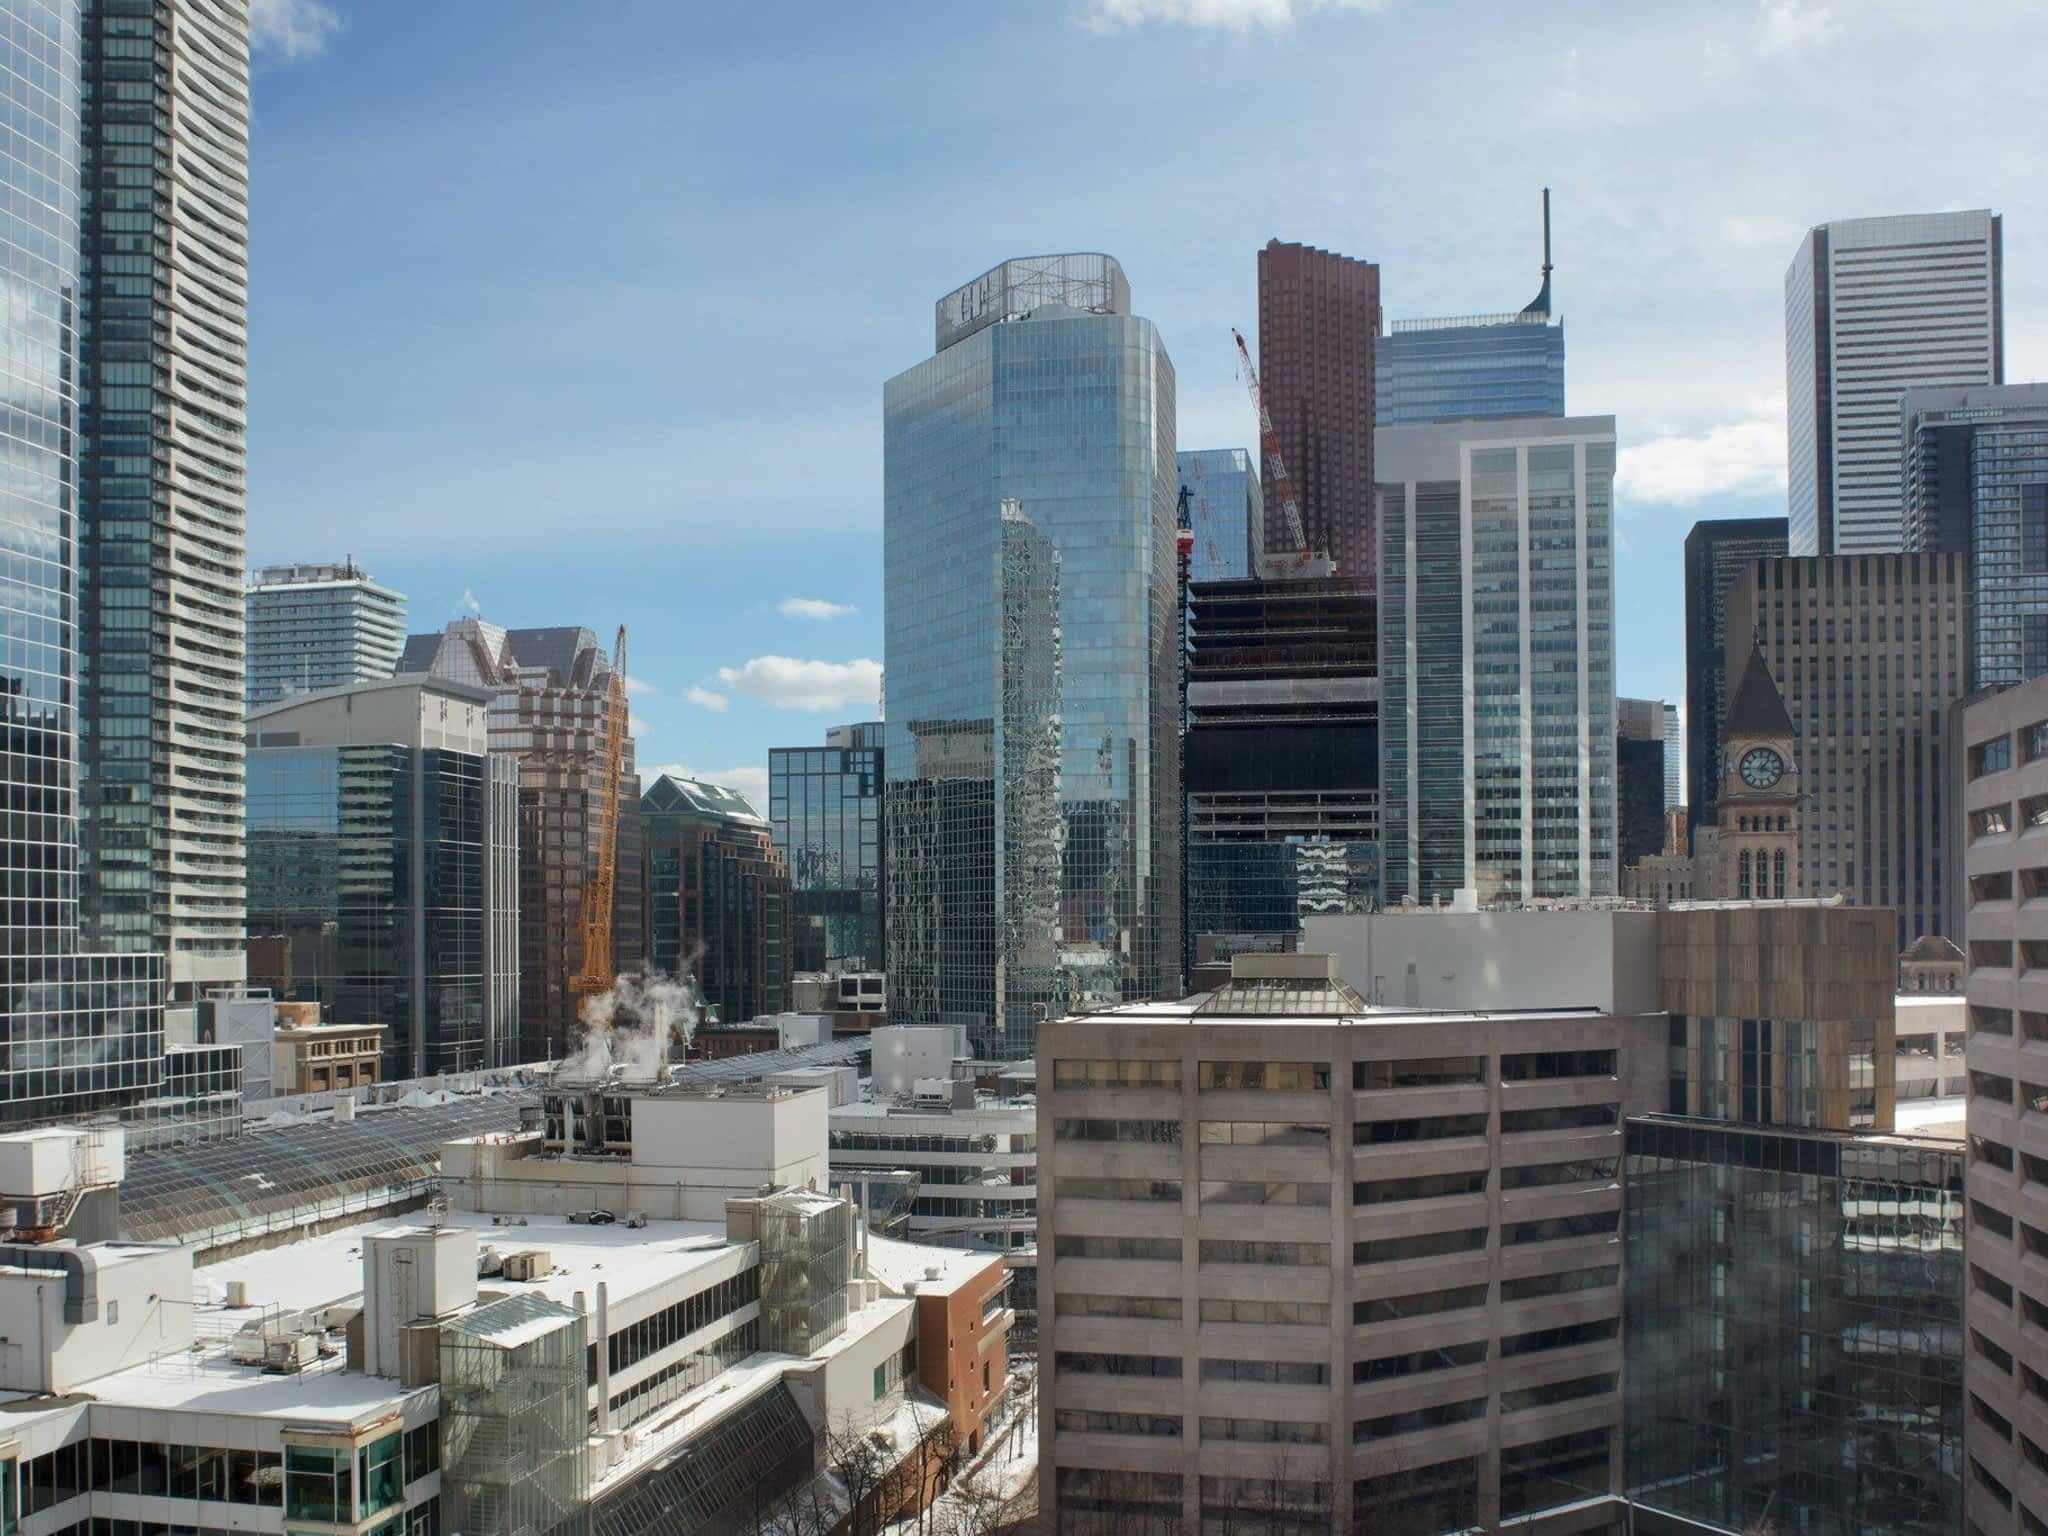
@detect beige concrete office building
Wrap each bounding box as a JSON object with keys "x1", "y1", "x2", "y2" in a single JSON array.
[
  {"x1": 1037, "y1": 954, "x2": 1663, "y2": 1533},
  {"x1": 1958, "y1": 674, "x2": 2048, "y2": 1533}
]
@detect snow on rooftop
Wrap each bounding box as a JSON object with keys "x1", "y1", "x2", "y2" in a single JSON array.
[
  {"x1": 81, "y1": 1346, "x2": 429, "y2": 1423},
  {"x1": 865, "y1": 1233, "x2": 1001, "y2": 1297}
]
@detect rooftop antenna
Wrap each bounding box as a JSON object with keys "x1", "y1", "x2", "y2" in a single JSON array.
[{"x1": 1522, "y1": 187, "x2": 1553, "y2": 317}]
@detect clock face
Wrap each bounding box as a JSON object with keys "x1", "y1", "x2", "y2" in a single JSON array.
[{"x1": 1739, "y1": 747, "x2": 1786, "y2": 790}]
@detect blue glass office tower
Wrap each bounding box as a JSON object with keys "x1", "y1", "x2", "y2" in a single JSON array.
[
  {"x1": 0, "y1": 0, "x2": 166, "y2": 1122},
  {"x1": 1175, "y1": 448, "x2": 1262, "y2": 582},
  {"x1": 1377, "y1": 194, "x2": 1565, "y2": 427},
  {"x1": 1378, "y1": 415, "x2": 1618, "y2": 905},
  {"x1": 884, "y1": 254, "x2": 1180, "y2": 1059},
  {"x1": 769, "y1": 723, "x2": 884, "y2": 975},
  {"x1": 1903, "y1": 383, "x2": 2048, "y2": 688}
]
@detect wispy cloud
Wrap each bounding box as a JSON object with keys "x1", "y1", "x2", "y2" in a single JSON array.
[
  {"x1": 455, "y1": 588, "x2": 482, "y2": 618},
  {"x1": 1617, "y1": 411, "x2": 1787, "y2": 507},
  {"x1": 778, "y1": 596, "x2": 857, "y2": 621},
  {"x1": 684, "y1": 686, "x2": 730, "y2": 713},
  {"x1": 716, "y1": 656, "x2": 882, "y2": 714},
  {"x1": 1753, "y1": 0, "x2": 1837, "y2": 55},
  {"x1": 645, "y1": 762, "x2": 771, "y2": 809},
  {"x1": 1077, "y1": 0, "x2": 1386, "y2": 30},
  {"x1": 249, "y1": 0, "x2": 341, "y2": 61},
  {"x1": 624, "y1": 676, "x2": 655, "y2": 697}
]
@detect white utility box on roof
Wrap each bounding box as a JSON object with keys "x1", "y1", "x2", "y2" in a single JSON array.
[{"x1": 0, "y1": 1127, "x2": 125, "y2": 1199}]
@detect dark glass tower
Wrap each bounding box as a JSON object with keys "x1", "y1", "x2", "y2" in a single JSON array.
[
  {"x1": 884, "y1": 254, "x2": 1180, "y2": 1058},
  {"x1": 75, "y1": 0, "x2": 252, "y2": 1007},
  {"x1": 1683, "y1": 516, "x2": 1790, "y2": 852},
  {"x1": 768, "y1": 723, "x2": 884, "y2": 975},
  {"x1": 0, "y1": 0, "x2": 167, "y2": 1124}
]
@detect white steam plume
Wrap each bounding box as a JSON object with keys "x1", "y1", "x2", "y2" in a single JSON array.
[{"x1": 557, "y1": 965, "x2": 702, "y2": 1084}]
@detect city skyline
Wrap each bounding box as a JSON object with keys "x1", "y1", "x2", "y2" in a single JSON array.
[{"x1": 240, "y1": 1, "x2": 2048, "y2": 799}]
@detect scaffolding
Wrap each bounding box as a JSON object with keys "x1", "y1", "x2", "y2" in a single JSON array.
[
  {"x1": 756, "y1": 1192, "x2": 854, "y2": 1356},
  {"x1": 439, "y1": 1294, "x2": 588, "y2": 1536}
]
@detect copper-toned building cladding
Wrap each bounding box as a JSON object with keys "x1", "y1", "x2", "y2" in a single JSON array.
[
  {"x1": 399, "y1": 622, "x2": 643, "y2": 1061},
  {"x1": 1257, "y1": 240, "x2": 1380, "y2": 591}
]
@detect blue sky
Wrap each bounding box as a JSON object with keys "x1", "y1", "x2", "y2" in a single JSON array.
[{"x1": 246, "y1": 0, "x2": 2048, "y2": 805}]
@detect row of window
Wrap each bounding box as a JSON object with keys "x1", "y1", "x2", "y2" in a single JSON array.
[
  {"x1": 1055, "y1": 1263, "x2": 1622, "y2": 1329},
  {"x1": 1051, "y1": 1054, "x2": 1616, "y2": 1093}
]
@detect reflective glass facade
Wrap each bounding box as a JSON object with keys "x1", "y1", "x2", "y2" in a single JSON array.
[
  {"x1": 642, "y1": 774, "x2": 790, "y2": 1024},
  {"x1": 1625, "y1": 1117, "x2": 1963, "y2": 1535},
  {"x1": 1379, "y1": 418, "x2": 1617, "y2": 905},
  {"x1": 76, "y1": 0, "x2": 251, "y2": 998},
  {"x1": 768, "y1": 725, "x2": 883, "y2": 974},
  {"x1": 1376, "y1": 314, "x2": 1565, "y2": 426},
  {"x1": 1175, "y1": 448, "x2": 1261, "y2": 582},
  {"x1": 0, "y1": 0, "x2": 167, "y2": 1126},
  {"x1": 1903, "y1": 384, "x2": 2048, "y2": 688},
  {"x1": 884, "y1": 256, "x2": 1179, "y2": 1059},
  {"x1": 246, "y1": 743, "x2": 518, "y2": 1077}
]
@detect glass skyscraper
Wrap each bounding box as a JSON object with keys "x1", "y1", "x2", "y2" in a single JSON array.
[
  {"x1": 1174, "y1": 448, "x2": 1261, "y2": 582},
  {"x1": 768, "y1": 722, "x2": 883, "y2": 975},
  {"x1": 1378, "y1": 415, "x2": 1617, "y2": 905},
  {"x1": 884, "y1": 254, "x2": 1180, "y2": 1059},
  {"x1": 1903, "y1": 383, "x2": 2048, "y2": 688},
  {"x1": 1376, "y1": 314, "x2": 1565, "y2": 426},
  {"x1": 0, "y1": 0, "x2": 167, "y2": 1124},
  {"x1": 1626, "y1": 1117, "x2": 1963, "y2": 1535},
  {"x1": 245, "y1": 677, "x2": 519, "y2": 1078},
  {"x1": 74, "y1": 0, "x2": 252, "y2": 1008}
]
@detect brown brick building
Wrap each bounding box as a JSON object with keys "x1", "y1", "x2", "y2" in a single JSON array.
[{"x1": 1256, "y1": 239, "x2": 1381, "y2": 591}]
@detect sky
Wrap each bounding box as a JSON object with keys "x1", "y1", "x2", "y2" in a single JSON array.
[{"x1": 246, "y1": 0, "x2": 2048, "y2": 807}]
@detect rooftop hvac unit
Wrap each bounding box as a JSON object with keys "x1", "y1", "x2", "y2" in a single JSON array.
[
  {"x1": 262, "y1": 1333, "x2": 319, "y2": 1374},
  {"x1": 501, "y1": 1250, "x2": 552, "y2": 1283}
]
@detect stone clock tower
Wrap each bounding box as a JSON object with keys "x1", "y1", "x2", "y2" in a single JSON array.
[{"x1": 1714, "y1": 642, "x2": 1800, "y2": 901}]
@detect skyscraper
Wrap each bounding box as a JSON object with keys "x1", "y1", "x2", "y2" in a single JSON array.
[
  {"x1": 245, "y1": 676, "x2": 520, "y2": 1078},
  {"x1": 1257, "y1": 239, "x2": 1379, "y2": 588},
  {"x1": 401, "y1": 620, "x2": 642, "y2": 1059},
  {"x1": 1377, "y1": 190, "x2": 1566, "y2": 428},
  {"x1": 1615, "y1": 698, "x2": 1667, "y2": 872},
  {"x1": 1903, "y1": 383, "x2": 2048, "y2": 687},
  {"x1": 1683, "y1": 516, "x2": 1790, "y2": 851},
  {"x1": 1174, "y1": 448, "x2": 1262, "y2": 582},
  {"x1": 0, "y1": 0, "x2": 169, "y2": 1124},
  {"x1": 1725, "y1": 553, "x2": 1970, "y2": 949},
  {"x1": 1377, "y1": 415, "x2": 1618, "y2": 905},
  {"x1": 75, "y1": 0, "x2": 252, "y2": 1010},
  {"x1": 1785, "y1": 209, "x2": 2003, "y2": 555},
  {"x1": 642, "y1": 774, "x2": 790, "y2": 1026},
  {"x1": 768, "y1": 722, "x2": 884, "y2": 976},
  {"x1": 245, "y1": 560, "x2": 407, "y2": 708},
  {"x1": 1662, "y1": 703, "x2": 1682, "y2": 808},
  {"x1": 883, "y1": 254, "x2": 1180, "y2": 1059}
]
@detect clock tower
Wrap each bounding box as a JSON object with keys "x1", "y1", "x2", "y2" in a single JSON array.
[{"x1": 1714, "y1": 642, "x2": 1801, "y2": 901}]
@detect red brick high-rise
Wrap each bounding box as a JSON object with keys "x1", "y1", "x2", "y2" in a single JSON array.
[{"x1": 1257, "y1": 239, "x2": 1381, "y2": 592}]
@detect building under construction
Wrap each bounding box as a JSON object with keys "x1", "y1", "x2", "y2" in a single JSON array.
[
  {"x1": 1185, "y1": 575, "x2": 1379, "y2": 959},
  {"x1": 401, "y1": 621, "x2": 643, "y2": 1059}
]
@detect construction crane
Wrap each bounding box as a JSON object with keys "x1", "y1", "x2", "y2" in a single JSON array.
[
  {"x1": 1231, "y1": 327, "x2": 1334, "y2": 580},
  {"x1": 571, "y1": 625, "x2": 629, "y2": 1003}
]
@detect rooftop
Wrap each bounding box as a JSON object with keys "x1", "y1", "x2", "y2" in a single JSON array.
[{"x1": 865, "y1": 1233, "x2": 1002, "y2": 1298}]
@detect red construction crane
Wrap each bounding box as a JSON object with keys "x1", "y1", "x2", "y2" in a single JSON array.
[{"x1": 1232, "y1": 328, "x2": 1333, "y2": 580}]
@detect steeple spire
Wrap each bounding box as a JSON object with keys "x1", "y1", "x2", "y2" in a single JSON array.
[{"x1": 1522, "y1": 188, "x2": 1553, "y2": 317}]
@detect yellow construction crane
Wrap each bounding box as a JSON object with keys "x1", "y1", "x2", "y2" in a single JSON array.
[{"x1": 570, "y1": 625, "x2": 629, "y2": 1002}]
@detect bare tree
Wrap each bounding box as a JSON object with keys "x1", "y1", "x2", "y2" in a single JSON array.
[{"x1": 825, "y1": 1412, "x2": 891, "y2": 1536}]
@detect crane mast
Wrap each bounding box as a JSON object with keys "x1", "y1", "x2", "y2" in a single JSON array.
[
  {"x1": 1232, "y1": 327, "x2": 1333, "y2": 580},
  {"x1": 571, "y1": 625, "x2": 629, "y2": 1002}
]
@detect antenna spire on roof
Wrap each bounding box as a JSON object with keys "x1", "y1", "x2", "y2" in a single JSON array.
[{"x1": 1522, "y1": 187, "x2": 1554, "y2": 317}]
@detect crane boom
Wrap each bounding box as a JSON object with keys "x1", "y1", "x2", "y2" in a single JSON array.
[
  {"x1": 1228, "y1": 327, "x2": 1310, "y2": 573},
  {"x1": 571, "y1": 624, "x2": 629, "y2": 1002}
]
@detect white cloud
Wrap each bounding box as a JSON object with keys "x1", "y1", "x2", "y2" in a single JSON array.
[
  {"x1": 1616, "y1": 413, "x2": 1787, "y2": 507},
  {"x1": 249, "y1": 0, "x2": 340, "y2": 61},
  {"x1": 624, "y1": 676, "x2": 656, "y2": 697},
  {"x1": 645, "y1": 762, "x2": 771, "y2": 810},
  {"x1": 778, "y1": 596, "x2": 858, "y2": 621},
  {"x1": 1754, "y1": 0, "x2": 1838, "y2": 55},
  {"x1": 1078, "y1": 0, "x2": 1385, "y2": 31},
  {"x1": 716, "y1": 656, "x2": 882, "y2": 714},
  {"x1": 684, "y1": 686, "x2": 730, "y2": 713}
]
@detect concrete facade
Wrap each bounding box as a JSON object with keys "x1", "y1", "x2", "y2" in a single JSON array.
[
  {"x1": 1036, "y1": 955, "x2": 1664, "y2": 1533},
  {"x1": 1959, "y1": 675, "x2": 2048, "y2": 1533},
  {"x1": 1303, "y1": 909, "x2": 1661, "y2": 1015}
]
